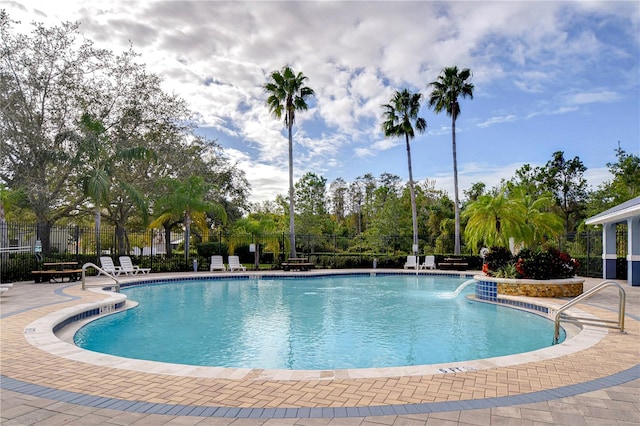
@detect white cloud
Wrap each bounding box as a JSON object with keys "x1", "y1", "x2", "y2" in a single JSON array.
[
  {"x1": 584, "y1": 167, "x2": 613, "y2": 191},
  {"x1": 4, "y1": 0, "x2": 637, "y2": 205},
  {"x1": 225, "y1": 148, "x2": 289, "y2": 203},
  {"x1": 477, "y1": 115, "x2": 517, "y2": 128},
  {"x1": 525, "y1": 106, "x2": 579, "y2": 120},
  {"x1": 563, "y1": 90, "x2": 622, "y2": 105},
  {"x1": 354, "y1": 147, "x2": 374, "y2": 158},
  {"x1": 372, "y1": 138, "x2": 401, "y2": 152}
]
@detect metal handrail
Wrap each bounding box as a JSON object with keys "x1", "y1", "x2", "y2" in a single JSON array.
[
  {"x1": 553, "y1": 280, "x2": 625, "y2": 344},
  {"x1": 81, "y1": 262, "x2": 121, "y2": 292}
]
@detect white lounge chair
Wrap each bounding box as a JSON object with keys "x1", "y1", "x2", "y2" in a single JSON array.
[
  {"x1": 420, "y1": 255, "x2": 436, "y2": 270},
  {"x1": 228, "y1": 255, "x2": 246, "y2": 271},
  {"x1": 403, "y1": 255, "x2": 418, "y2": 269},
  {"x1": 210, "y1": 255, "x2": 226, "y2": 272},
  {"x1": 119, "y1": 256, "x2": 151, "y2": 275},
  {"x1": 99, "y1": 256, "x2": 123, "y2": 276}
]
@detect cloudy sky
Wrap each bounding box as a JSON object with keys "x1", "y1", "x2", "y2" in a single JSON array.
[{"x1": 5, "y1": 1, "x2": 640, "y2": 203}]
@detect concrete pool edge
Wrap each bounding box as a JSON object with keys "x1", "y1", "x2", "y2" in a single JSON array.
[{"x1": 25, "y1": 273, "x2": 609, "y2": 381}]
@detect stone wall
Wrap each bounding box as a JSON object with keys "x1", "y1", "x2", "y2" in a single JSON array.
[
  {"x1": 474, "y1": 275, "x2": 584, "y2": 299},
  {"x1": 497, "y1": 281, "x2": 583, "y2": 297}
]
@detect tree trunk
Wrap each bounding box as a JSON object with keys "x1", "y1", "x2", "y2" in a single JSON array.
[
  {"x1": 115, "y1": 222, "x2": 126, "y2": 255},
  {"x1": 95, "y1": 206, "x2": 101, "y2": 259},
  {"x1": 36, "y1": 220, "x2": 52, "y2": 257},
  {"x1": 405, "y1": 134, "x2": 419, "y2": 257},
  {"x1": 452, "y1": 115, "x2": 461, "y2": 255},
  {"x1": 184, "y1": 213, "x2": 191, "y2": 266},
  {"x1": 254, "y1": 241, "x2": 260, "y2": 270},
  {"x1": 164, "y1": 225, "x2": 172, "y2": 257},
  {"x1": 0, "y1": 201, "x2": 7, "y2": 258},
  {"x1": 288, "y1": 120, "x2": 297, "y2": 259}
]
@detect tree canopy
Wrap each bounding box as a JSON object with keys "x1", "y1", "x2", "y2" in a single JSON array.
[{"x1": 0, "y1": 14, "x2": 249, "y2": 255}]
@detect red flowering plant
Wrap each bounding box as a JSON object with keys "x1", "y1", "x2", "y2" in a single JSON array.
[
  {"x1": 483, "y1": 246, "x2": 579, "y2": 279},
  {"x1": 512, "y1": 247, "x2": 579, "y2": 279},
  {"x1": 483, "y1": 246, "x2": 515, "y2": 278}
]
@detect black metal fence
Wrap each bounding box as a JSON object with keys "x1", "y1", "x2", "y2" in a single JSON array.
[{"x1": 0, "y1": 221, "x2": 628, "y2": 283}]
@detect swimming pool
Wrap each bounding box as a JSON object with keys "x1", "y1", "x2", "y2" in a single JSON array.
[{"x1": 74, "y1": 274, "x2": 564, "y2": 370}]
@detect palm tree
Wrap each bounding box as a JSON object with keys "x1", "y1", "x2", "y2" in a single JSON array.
[
  {"x1": 150, "y1": 176, "x2": 226, "y2": 264},
  {"x1": 230, "y1": 214, "x2": 280, "y2": 270},
  {"x1": 264, "y1": 66, "x2": 315, "y2": 259},
  {"x1": 381, "y1": 89, "x2": 427, "y2": 259},
  {"x1": 428, "y1": 66, "x2": 474, "y2": 255},
  {"x1": 77, "y1": 113, "x2": 153, "y2": 257},
  {"x1": 463, "y1": 187, "x2": 564, "y2": 252},
  {"x1": 462, "y1": 191, "x2": 525, "y2": 252},
  {"x1": 511, "y1": 187, "x2": 564, "y2": 247}
]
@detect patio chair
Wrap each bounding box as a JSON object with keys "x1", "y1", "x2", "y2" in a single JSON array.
[
  {"x1": 99, "y1": 256, "x2": 123, "y2": 277},
  {"x1": 210, "y1": 255, "x2": 226, "y2": 272},
  {"x1": 228, "y1": 255, "x2": 246, "y2": 272},
  {"x1": 119, "y1": 256, "x2": 151, "y2": 275},
  {"x1": 420, "y1": 255, "x2": 436, "y2": 270},
  {"x1": 403, "y1": 255, "x2": 418, "y2": 269}
]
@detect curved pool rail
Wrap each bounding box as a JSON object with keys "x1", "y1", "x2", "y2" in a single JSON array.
[
  {"x1": 554, "y1": 279, "x2": 626, "y2": 343},
  {"x1": 81, "y1": 262, "x2": 121, "y2": 292}
]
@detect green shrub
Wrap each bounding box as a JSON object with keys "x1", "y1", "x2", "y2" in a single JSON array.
[
  {"x1": 516, "y1": 247, "x2": 579, "y2": 280},
  {"x1": 493, "y1": 263, "x2": 518, "y2": 278},
  {"x1": 484, "y1": 247, "x2": 513, "y2": 272},
  {"x1": 483, "y1": 246, "x2": 579, "y2": 280},
  {"x1": 196, "y1": 242, "x2": 228, "y2": 257}
]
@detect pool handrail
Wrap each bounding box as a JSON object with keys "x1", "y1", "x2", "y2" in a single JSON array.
[
  {"x1": 553, "y1": 279, "x2": 625, "y2": 344},
  {"x1": 81, "y1": 262, "x2": 121, "y2": 292}
]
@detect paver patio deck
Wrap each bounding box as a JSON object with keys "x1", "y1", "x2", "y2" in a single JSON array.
[{"x1": 1, "y1": 271, "x2": 638, "y2": 425}]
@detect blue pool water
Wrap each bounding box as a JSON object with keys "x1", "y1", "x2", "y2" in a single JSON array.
[{"x1": 74, "y1": 274, "x2": 564, "y2": 370}]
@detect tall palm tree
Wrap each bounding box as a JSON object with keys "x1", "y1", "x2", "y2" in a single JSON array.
[
  {"x1": 428, "y1": 66, "x2": 474, "y2": 255},
  {"x1": 381, "y1": 89, "x2": 427, "y2": 259},
  {"x1": 264, "y1": 65, "x2": 315, "y2": 259}
]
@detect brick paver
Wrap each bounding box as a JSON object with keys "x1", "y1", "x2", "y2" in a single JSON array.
[{"x1": 1, "y1": 273, "x2": 639, "y2": 424}]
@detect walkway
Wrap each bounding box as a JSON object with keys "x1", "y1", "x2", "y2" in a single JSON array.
[{"x1": 1, "y1": 272, "x2": 638, "y2": 425}]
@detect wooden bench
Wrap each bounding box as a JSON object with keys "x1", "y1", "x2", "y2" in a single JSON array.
[
  {"x1": 438, "y1": 257, "x2": 469, "y2": 271},
  {"x1": 32, "y1": 269, "x2": 83, "y2": 283},
  {"x1": 282, "y1": 258, "x2": 315, "y2": 271},
  {"x1": 43, "y1": 262, "x2": 79, "y2": 268}
]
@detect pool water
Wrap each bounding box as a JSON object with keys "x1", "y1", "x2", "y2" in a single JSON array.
[{"x1": 74, "y1": 275, "x2": 564, "y2": 370}]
